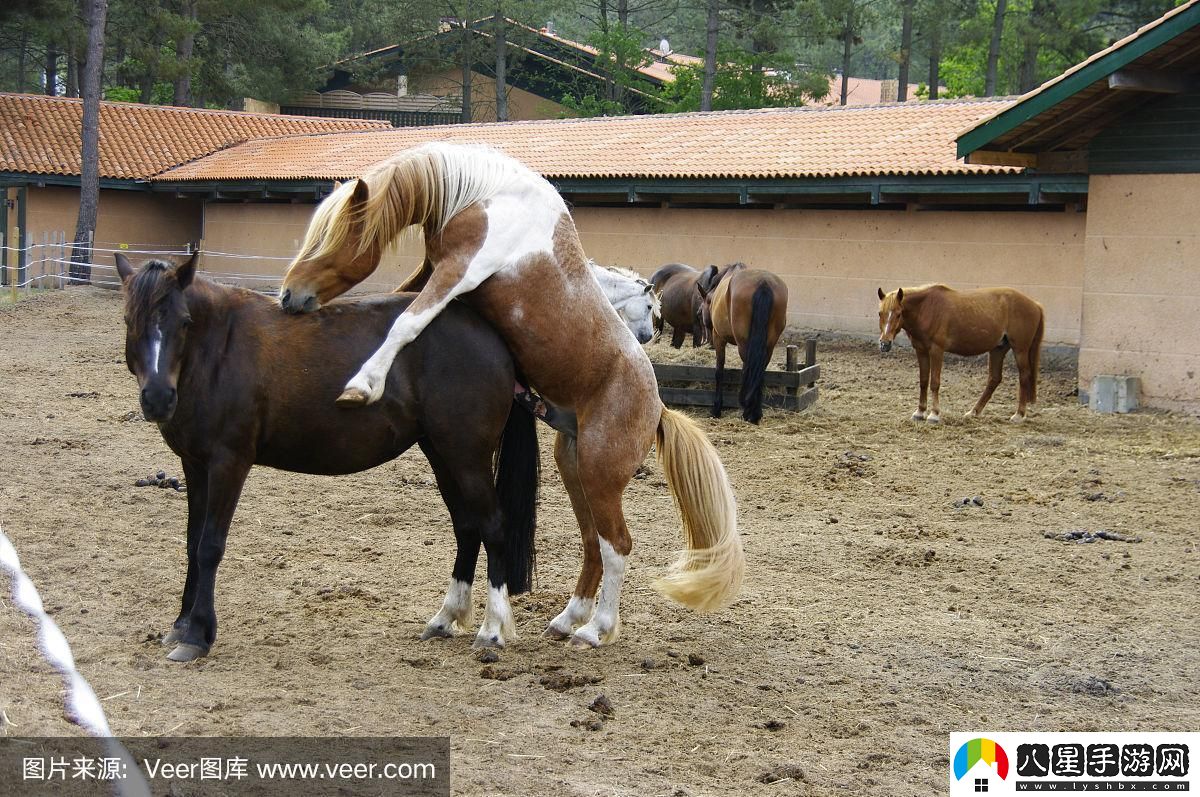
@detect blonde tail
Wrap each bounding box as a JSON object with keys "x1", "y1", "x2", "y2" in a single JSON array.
[{"x1": 654, "y1": 408, "x2": 744, "y2": 611}]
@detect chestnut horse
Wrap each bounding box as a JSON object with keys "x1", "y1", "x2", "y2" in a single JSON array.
[
  {"x1": 649, "y1": 263, "x2": 705, "y2": 348},
  {"x1": 696, "y1": 263, "x2": 790, "y2": 424},
  {"x1": 116, "y1": 254, "x2": 538, "y2": 660},
  {"x1": 877, "y1": 284, "x2": 1045, "y2": 423},
  {"x1": 279, "y1": 142, "x2": 743, "y2": 648}
]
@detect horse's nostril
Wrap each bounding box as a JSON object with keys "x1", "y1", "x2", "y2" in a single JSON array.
[{"x1": 280, "y1": 289, "x2": 291, "y2": 305}]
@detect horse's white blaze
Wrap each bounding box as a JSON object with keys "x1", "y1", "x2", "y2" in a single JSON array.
[
  {"x1": 882, "y1": 311, "x2": 894, "y2": 341},
  {"x1": 148, "y1": 325, "x2": 164, "y2": 376},
  {"x1": 475, "y1": 584, "x2": 516, "y2": 646},
  {"x1": 346, "y1": 178, "x2": 562, "y2": 402},
  {"x1": 425, "y1": 578, "x2": 473, "y2": 634},
  {"x1": 547, "y1": 595, "x2": 594, "y2": 637},
  {"x1": 572, "y1": 538, "x2": 626, "y2": 646}
]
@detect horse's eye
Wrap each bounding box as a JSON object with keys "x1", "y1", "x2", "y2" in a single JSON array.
[{"x1": 181, "y1": 317, "x2": 193, "y2": 328}]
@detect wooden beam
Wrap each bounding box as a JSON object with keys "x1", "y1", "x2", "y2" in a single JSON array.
[
  {"x1": 963, "y1": 150, "x2": 1037, "y2": 168},
  {"x1": 1036, "y1": 149, "x2": 1089, "y2": 173},
  {"x1": 1107, "y1": 67, "x2": 1197, "y2": 94}
]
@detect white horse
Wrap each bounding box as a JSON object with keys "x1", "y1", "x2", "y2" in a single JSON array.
[{"x1": 589, "y1": 260, "x2": 660, "y2": 344}]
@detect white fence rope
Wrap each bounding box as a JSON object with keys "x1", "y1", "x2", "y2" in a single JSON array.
[
  {"x1": 0, "y1": 525, "x2": 151, "y2": 797},
  {"x1": 2, "y1": 241, "x2": 400, "y2": 294}
]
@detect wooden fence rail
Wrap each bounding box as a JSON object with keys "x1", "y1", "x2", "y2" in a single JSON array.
[{"x1": 652, "y1": 341, "x2": 820, "y2": 413}]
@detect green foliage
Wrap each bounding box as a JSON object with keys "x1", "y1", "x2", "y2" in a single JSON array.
[{"x1": 660, "y1": 46, "x2": 828, "y2": 111}]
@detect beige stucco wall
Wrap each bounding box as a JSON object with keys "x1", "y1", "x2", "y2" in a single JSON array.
[
  {"x1": 199, "y1": 202, "x2": 416, "y2": 290},
  {"x1": 22, "y1": 187, "x2": 201, "y2": 285},
  {"x1": 199, "y1": 201, "x2": 1086, "y2": 346},
  {"x1": 1080, "y1": 174, "x2": 1200, "y2": 413},
  {"x1": 411, "y1": 69, "x2": 571, "y2": 122},
  {"x1": 573, "y1": 206, "x2": 1086, "y2": 345}
]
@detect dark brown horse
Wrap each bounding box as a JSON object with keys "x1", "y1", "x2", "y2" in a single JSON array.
[
  {"x1": 697, "y1": 263, "x2": 790, "y2": 424},
  {"x1": 877, "y1": 284, "x2": 1045, "y2": 423},
  {"x1": 116, "y1": 253, "x2": 538, "y2": 662},
  {"x1": 649, "y1": 263, "x2": 705, "y2": 348}
]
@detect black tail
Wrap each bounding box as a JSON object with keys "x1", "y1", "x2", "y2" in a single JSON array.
[
  {"x1": 494, "y1": 400, "x2": 539, "y2": 594},
  {"x1": 739, "y1": 282, "x2": 775, "y2": 424}
]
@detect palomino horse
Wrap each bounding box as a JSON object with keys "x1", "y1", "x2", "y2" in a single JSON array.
[
  {"x1": 696, "y1": 263, "x2": 789, "y2": 424},
  {"x1": 649, "y1": 263, "x2": 705, "y2": 348},
  {"x1": 116, "y1": 254, "x2": 538, "y2": 660},
  {"x1": 279, "y1": 142, "x2": 743, "y2": 648},
  {"x1": 589, "y1": 260, "x2": 659, "y2": 344},
  {"x1": 877, "y1": 284, "x2": 1045, "y2": 423}
]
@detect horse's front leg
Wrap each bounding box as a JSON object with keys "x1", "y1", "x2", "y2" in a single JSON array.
[
  {"x1": 166, "y1": 453, "x2": 252, "y2": 662},
  {"x1": 927, "y1": 347, "x2": 945, "y2": 423},
  {"x1": 340, "y1": 246, "x2": 492, "y2": 406},
  {"x1": 164, "y1": 457, "x2": 208, "y2": 648},
  {"x1": 712, "y1": 339, "x2": 727, "y2": 418},
  {"x1": 913, "y1": 347, "x2": 930, "y2": 421}
]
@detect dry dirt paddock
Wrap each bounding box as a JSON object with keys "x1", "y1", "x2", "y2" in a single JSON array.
[{"x1": 1, "y1": 287, "x2": 1198, "y2": 796}]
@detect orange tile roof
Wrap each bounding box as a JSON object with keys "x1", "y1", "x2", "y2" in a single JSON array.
[
  {"x1": 154, "y1": 98, "x2": 1022, "y2": 182},
  {"x1": 0, "y1": 93, "x2": 391, "y2": 180}
]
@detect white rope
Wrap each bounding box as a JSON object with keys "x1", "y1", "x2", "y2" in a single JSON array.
[{"x1": 0, "y1": 526, "x2": 150, "y2": 797}]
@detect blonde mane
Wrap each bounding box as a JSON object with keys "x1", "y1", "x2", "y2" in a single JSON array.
[{"x1": 293, "y1": 143, "x2": 530, "y2": 267}]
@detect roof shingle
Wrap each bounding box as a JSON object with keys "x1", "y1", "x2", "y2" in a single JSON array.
[
  {"x1": 0, "y1": 93, "x2": 391, "y2": 180},
  {"x1": 155, "y1": 98, "x2": 1022, "y2": 183}
]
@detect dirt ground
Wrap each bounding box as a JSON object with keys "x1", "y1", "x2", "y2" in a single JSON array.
[{"x1": 1, "y1": 287, "x2": 1198, "y2": 796}]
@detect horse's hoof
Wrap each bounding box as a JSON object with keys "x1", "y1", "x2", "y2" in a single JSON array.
[
  {"x1": 927, "y1": 414, "x2": 942, "y2": 424},
  {"x1": 166, "y1": 643, "x2": 209, "y2": 662},
  {"x1": 911, "y1": 411, "x2": 926, "y2": 421},
  {"x1": 1010, "y1": 413, "x2": 1027, "y2": 424},
  {"x1": 567, "y1": 631, "x2": 600, "y2": 650},
  {"x1": 472, "y1": 634, "x2": 505, "y2": 650},
  {"x1": 963, "y1": 410, "x2": 979, "y2": 419},
  {"x1": 543, "y1": 624, "x2": 571, "y2": 641},
  {"x1": 336, "y1": 388, "x2": 370, "y2": 407},
  {"x1": 420, "y1": 624, "x2": 454, "y2": 641}
]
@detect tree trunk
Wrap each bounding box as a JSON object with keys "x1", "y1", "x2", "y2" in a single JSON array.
[
  {"x1": 173, "y1": 0, "x2": 197, "y2": 107},
  {"x1": 139, "y1": 74, "x2": 155, "y2": 103},
  {"x1": 897, "y1": 0, "x2": 914, "y2": 101},
  {"x1": 927, "y1": 31, "x2": 941, "y2": 100},
  {"x1": 67, "y1": 50, "x2": 79, "y2": 97},
  {"x1": 460, "y1": 21, "x2": 473, "y2": 123},
  {"x1": 17, "y1": 28, "x2": 29, "y2": 93},
  {"x1": 493, "y1": 13, "x2": 508, "y2": 121},
  {"x1": 71, "y1": 0, "x2": 109, "y2": 285},
  {"x1": 840, "y1": 14, "x2": 853, "y2": 106},
  {"x1": 1017, "y1": 0, "x2": 1047, "y2": 93},
  {"x1": 985, "y1": 0, "x2": 1007, "y2": 96},
  {"x1": 701, "y1": 0, "x2": 719, "y2": 111},
  {"x1": 45, "y1": 42, "x2": 59, "y2": 96}
]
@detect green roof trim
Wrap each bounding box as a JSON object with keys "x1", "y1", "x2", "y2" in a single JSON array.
[{"x1": 956, "y1": 2, "x2": 1200, "y2": 159}]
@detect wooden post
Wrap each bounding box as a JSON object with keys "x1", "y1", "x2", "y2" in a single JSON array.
[
  {"x1": 3, "y1": 233, "x2": 13, "y2": 303},
  {"x1": 39, "y1": 232, "x2": 47, "y2": 289},
  {"x1": 805, "y1": 338, "x2": 818, "y2": 386},
  {"x1": 56, "y1": 231, "x2": 64, "y2": 289},
  {"x1": 785, "y1": 345, "x2": 799, "y2": 398}
]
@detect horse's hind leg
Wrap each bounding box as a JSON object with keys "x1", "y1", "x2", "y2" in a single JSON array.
[
  {"x1": 967, "y1": 344, "x2": 1009, "y2": 418},
  {"x1": 546, "y1": 433, "x2": 601, "y2": 639},
  {"x1": 419, "y1": 444, "x2": 479, "y2": 640},
  {"x1": 671, "y1": 326, "x2": 686, "y2": 348},
  {"x1": 566, "y1": 390, "x2": 658, "y2": 649},
  {"x1": 712, "y1": 340, "x2": 727, "y2": 418},
  {"x1": 1011, "y1": 347, "x2": 1033, "y2": 423}
]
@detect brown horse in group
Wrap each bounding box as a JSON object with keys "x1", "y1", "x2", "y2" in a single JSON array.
[
  {"x1": 278, "y1": 142, "x2": 743, "y2": 649},
  {"x1": 696, "y1": 263, "x2": 789, "y2": 424},
  {"x1": 877, "y1": 284, "x2": 1045, "y2": 423},
  {"x1": 649, "y1": 263, "x2": 705, "y2": 348},
  {"x1": 115, "y1": 253, "x2": 539, "y2": 661}
]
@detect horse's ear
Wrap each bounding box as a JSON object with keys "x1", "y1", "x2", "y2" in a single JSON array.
[
  {"x1": 896, "y1": 287, "x2": 904, "y2": 304},
  {"x1": 115, "y1": 252, "x2": 135, "y2": 284},
  {"x1": 877, "y1": 287, "x2": 885, "y2": 301},
  {"x1": 333, "y1": 179, "x2": 343, "y2": 189},
  {"x1": 643, "y1": 282, "x2": 654, "y2": 294},
  {"x1": 175, "y1": 251, "x2": 199, "y2": 289},
  {"x1": 350, "y1": 178, "x2": 369, "y2": 206}
]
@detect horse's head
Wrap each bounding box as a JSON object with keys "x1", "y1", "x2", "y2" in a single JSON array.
[
  {"x1": 877, "y1": 287, "x2": 905, "y2": 353},
  {"x1": 115, "y1": 252, "x2": 198, "y2": 422},
  {"x1": 613, "y1": 281, "x2": 660, "y2": 344},
  {"x1": 280, "y1": 179, "x2": 381, "y2": 313}
]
